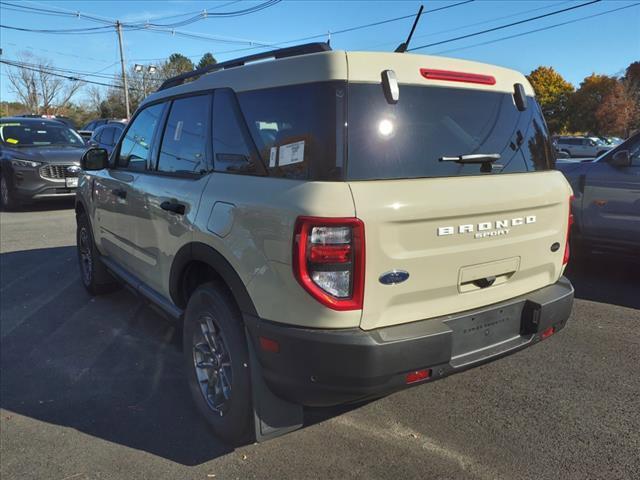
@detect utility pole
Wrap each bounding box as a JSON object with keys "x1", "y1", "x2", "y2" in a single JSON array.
[{"x1": 115, "y1": 20, "x2": 131, "y2": 119}]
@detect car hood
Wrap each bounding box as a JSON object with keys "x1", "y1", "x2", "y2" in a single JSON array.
[{"x1": 6, "y1": 145, "x2": 84, "y2": 164}]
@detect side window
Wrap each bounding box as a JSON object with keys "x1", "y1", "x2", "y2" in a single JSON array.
[
  {"x1": 157, "y1": 95, "x2": 209, "y2": 174},
  {"x1": 91, "y1": 128, "x2": 102, "y2": 143},
  {"x1": 117, "y1": 103, "x2": 164, "y2": 171},
  {"x1": 101, "y1": 127, "x2": 115, "y2": 146},
  {"x1": 212, "y1": 89, "x2": 260, "y2": 174}
]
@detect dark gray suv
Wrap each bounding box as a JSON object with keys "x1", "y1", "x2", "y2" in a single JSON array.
[{"x1": 0, "y1": 117, "x2": 85, "y2": 209}]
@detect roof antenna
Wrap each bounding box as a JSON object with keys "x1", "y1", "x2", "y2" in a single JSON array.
[{"x1": 394, "y1": 5, "x2": 424, "y2": 53}]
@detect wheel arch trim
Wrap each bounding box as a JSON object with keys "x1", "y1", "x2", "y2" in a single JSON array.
[{"x1": 170, "y1": 242, "x2": 258, "y2": 317}]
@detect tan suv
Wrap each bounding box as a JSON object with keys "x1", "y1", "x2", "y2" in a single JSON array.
[{"x1": 76, "y1": 43, "x2": 574, "y2": 444}]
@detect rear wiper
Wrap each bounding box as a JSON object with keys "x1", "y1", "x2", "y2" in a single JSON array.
[{"x1": 439, "y1": 153, "x2": 501, "y2": 164}]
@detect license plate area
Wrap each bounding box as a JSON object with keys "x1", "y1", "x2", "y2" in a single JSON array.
[
  {"x1": 66, "y1": 177, "x2": 78, "y2": 188},
  {"x1": 445, "y1": 301, "x2": 524, "y2": 366}
]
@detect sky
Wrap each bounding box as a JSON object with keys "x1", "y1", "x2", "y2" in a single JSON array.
[{"x1": 1, "y1": 0, "x2": 639, "y2": 104}]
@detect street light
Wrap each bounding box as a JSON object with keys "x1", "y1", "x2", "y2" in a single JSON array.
[
  {"x1": 134, "y1": 64, "x2": 143, "y2": 73},
  {"x1": 148, "y1": 65, "x2": 157, "y2": 74}
]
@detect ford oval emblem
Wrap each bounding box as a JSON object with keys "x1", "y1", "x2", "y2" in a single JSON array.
[{"x1": 379, "y1": 270, "x2": 409, "y2": 285}]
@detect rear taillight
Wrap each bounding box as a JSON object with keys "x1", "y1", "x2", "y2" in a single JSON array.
[
  {"x1": 563, "y1": 195, "x2": 574, "y2": 265},
  {"x1": 293, "y1": 217, "x2": 365, "y2": 311}
]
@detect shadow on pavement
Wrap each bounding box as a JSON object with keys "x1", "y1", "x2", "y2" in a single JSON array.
[
  {"x1": 0, "y1": 246, "x2": 233, "y2": 466},
  {"x1": 565, "y1": 252, "x2": 640, "y2": 310},
  {"x1": 2, "y1": 198, "x2": 75, "y2": 213}
]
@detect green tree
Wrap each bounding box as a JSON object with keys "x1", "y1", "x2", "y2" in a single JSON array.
[
  {"x1": 568, "y1": 74, "x2": 618, "y2": 134},
  {"x1": 197, "y1": 52, "x2": 217, "y2": 70},
  {"x1": 526, "y1": 66, "x2": 574, "y2": 134},
  {"x1": 162, "y1": 53, "x2": 195, "y2": 79}
]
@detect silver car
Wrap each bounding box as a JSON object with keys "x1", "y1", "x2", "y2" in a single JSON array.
[{"x1": 556, "y1": 136, "x2": 612, "y2": 158}]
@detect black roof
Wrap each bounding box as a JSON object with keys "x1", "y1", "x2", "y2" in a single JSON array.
[{"x1": 1, "y1": 116, "x2": 70, "y2": 125}]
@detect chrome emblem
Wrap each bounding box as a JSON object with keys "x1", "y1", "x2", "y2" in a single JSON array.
[
  {"x1": 66, "y1": 165, "x2": 81, "y2": 174},
  {"x1": 379, "y1": 270, "x2": 410, "y2": 285},
  {"x1": 437, "y1": 216, "x2": 537, "y2": 239}
]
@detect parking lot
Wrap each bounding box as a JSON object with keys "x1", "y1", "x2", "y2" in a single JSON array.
[{"x1": 1, "y1": 201, "x2": 639, "y2": 480}]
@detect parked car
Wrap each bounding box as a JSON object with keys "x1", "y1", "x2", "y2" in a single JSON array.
[
  {"x1": 18, "y1": 114, "x2": 77, "y2": 130},
  {"x1": 87, "y1": 123, "x2": 125, "y2": 156},
  {"x1": 78, "y1": 118, "x2": 127, "y2": 141},
  {"x1": 556, "y1": 136, "x2": 612, "y2": 158},
  {"x1": 76, "y1": 43, "x2": 574, "y2": 443},
  {"x1": 0, "y1": 117, "x2": 85, "y2": 209},
  {"x1": 557, "y1": 132, "x2": 640, "y2": 259}
]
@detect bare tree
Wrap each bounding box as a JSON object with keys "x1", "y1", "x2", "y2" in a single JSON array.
[{"x1": 5, "y1": 53, "x2": 84, "y2": 114}]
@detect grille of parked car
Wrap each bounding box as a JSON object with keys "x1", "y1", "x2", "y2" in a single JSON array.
[{"x1": 39, "y1": 164, "x2": 80, "y2": 179}]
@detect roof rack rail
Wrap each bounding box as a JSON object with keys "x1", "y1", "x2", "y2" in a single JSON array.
[{"x1": 157, "y1": 42, "x2": 332, "y2": 91}]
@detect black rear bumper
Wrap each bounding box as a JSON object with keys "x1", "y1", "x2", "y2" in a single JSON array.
[{"x1": 245, "y1": 277, "x2": 574, "y2": 407}]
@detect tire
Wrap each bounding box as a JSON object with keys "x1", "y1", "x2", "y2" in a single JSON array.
[
  {"x1": 0, "y1": 173, "x2": 19, "y2": 211},
  {"x1": 183, "y1": 282, "x2": 252, "y2": 445},
  {"x1": 76, "y1": 213, "x2": 119, "y2": 295}
]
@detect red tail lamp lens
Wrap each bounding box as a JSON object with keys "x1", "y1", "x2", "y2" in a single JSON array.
[
  {"x1": 259, "y1": 336, "x2": 280, "y2": 353},
  {"x1": 405, "y1": 369, "x2": 431, "y2": 384},
  {"x1": 420, "y1": 68, "x2": 496, "y2": 85},
  {"x1": 541, "y1": 326, "x2": 555, "y2": 340},
  {"x1": 309, "y1": 244, "x2": 351, "y2": 264},
  {"x1": 293, "y1": 217, "x2": 365, "y2": 311}
]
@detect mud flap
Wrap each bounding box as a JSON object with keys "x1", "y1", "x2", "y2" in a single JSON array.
[{"x1": 246, "y1": 330, "x2": 303, "y2": 442}]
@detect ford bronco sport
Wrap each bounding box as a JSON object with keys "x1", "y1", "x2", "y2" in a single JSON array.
[{"x1": 76, "y1": 43, "x2": 574, "y2": 443}]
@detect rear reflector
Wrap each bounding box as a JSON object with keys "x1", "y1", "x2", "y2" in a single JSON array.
[
  {"x1": 563, "y1": 195, "x2": 574, "y2": 265},
  {"x1": 420, "y1": 68, "x2": 496, "y2": 85},
  {"x1": 541, "y1": 326, "x2": 555, "y2": 340},
  {"x1": 259, "y1": 336, "x2": 280, "y2": 353},
  {"x1": 405, "y1": 369, "x2": 431, "y2": 384}
]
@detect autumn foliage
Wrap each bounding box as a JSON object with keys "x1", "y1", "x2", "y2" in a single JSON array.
[{"x1": 527, "y1": 63, "x2": 640, "y2": 137}]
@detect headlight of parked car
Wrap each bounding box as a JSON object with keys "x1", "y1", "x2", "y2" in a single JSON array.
[{"x1": 11, "y1": 159, "x2": 42, "y2": 168}]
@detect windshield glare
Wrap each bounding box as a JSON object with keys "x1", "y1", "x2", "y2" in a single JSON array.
[{"x1": 0, "y1": 122, "x2": 84, "y2": 147}]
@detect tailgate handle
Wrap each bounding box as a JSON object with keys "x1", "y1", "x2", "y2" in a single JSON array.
[{"x1": 472, "y1": 276, "x2": 496, "y2": 289}]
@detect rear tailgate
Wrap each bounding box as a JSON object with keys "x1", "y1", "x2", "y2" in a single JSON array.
[{"x1": 350, "y1": 171, "x2": 572, "y2": 330}]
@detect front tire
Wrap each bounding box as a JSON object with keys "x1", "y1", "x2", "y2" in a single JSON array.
[
  {"x1": 76, "y1": 213, "x2": 118, "y2": 295},
  {"x1": 0, "y1": 174, "x2": 19, "y2": 211},
  {"x1": 183, "y1": 282, "x2": 252, "y2": 445}
]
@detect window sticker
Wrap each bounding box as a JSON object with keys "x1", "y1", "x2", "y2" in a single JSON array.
[
  {"x1": 174, "y1": 120, "x2": 184, "y2": 141},
  {"x1": 278, "y1": 140, "x2": 305, "y2": 166},
  {"x1": 269, "y1": 146, "x2": 277, "y2": 167},
  {"x1": 6, "y1": 138, "x2": 18, "y2": 144}
]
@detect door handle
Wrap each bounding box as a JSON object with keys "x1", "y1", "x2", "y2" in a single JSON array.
[
  {"x1": 160, "y1": 200, "x2": 185, "y2": 215},
  {"x1": 111, "y1": 188, "x2": 127, "y2": 199}
]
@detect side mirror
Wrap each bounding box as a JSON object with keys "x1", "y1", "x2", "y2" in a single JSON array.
[
  {"x1": 81, "y1": 148, "x2": 109, "y2": 171},
  {"x1": 610, "y1": 150, "x2": 631, "y2": 167}
]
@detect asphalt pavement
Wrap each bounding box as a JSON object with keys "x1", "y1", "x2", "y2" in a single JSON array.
[{"x1": 1, "y1": 201, "x2": 639, "y2": 480}]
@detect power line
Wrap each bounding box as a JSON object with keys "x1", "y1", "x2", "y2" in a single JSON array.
[
  {"x1": 135, "y1": 0, "x2": 242, "y2": 23},
  {"x1": 1, "y1": 58, "x2": 120, "y2": 80},
  {"x1": 0, "y1": 59, "x2": 128, "y2": 89},
  {"x1": 0, "y1": 24, "x2": 115, "y2": 35},
  {"x1": 364, "y1": 0, "x2": 575, "y2": 50},
  {"x1": 433, "y1": 1, "x2": 640, "y2": 55},
  {"x1": 128, "y1": 0, "x2": 475, "y2": 63},
  {"x1": 408, "y1": 0, "x2": 601, "y2": 51}
]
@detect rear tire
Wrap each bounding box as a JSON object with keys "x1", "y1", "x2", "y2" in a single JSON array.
[
  {"x1": 0, "y1": 174, "x2": 19, "y2": 211},
  {"x1": 76, "y1": 213, "x2": 119, "y2": 295},
  {"x1": 183, "y1": 282, "x2": 252, "y2": 445}
]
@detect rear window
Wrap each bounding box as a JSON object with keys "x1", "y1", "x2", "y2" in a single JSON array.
[{"x1": 346, "y1": 84, "x2": 554, "y2": 181}]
